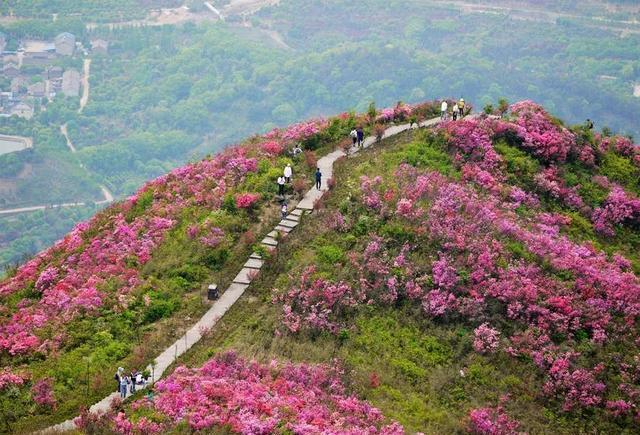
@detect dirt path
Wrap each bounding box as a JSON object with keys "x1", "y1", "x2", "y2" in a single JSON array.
[
  {"x1": 78, "y1": 58, "x2": 91, "y2": 113},
  {"x1": 41, "y1": 114, "x2": 443, "y2": 433}
]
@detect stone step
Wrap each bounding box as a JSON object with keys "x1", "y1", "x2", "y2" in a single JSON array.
[
  {"x1": 261, "y1": 237, "x2": 278, "y2": 246},
  {"x1": 267, "y1": 230, "x2": 278, "y2": 238},
  {"x1": 249, "y1": 252, "x2": 262, "y2": 259},
  {"x1": 275, "y1": 225, "x2": 292, "y2": 233},
  {"x1": 233, "y1": 267, "x2": 257, "y2": 285},
  {"x1": 286, "y1": 213, "x2": 300, "y2": 222},
  {"x1": 279, "y1": 219, "x2": 298, "y2": 228},
  {"x1": 244, "y1": 258, "x2": 264, "y2": 269},
  {"x1": 290, "y1": 208, "x2": 303, "y2": 216}
]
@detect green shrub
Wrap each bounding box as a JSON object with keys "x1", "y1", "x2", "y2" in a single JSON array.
[
  {"x1": 600, "y1": 152, "x2": 639, "y2": 195},
  {"x1": 494, "y1": 140, "x2": 540, "y2": 188},
  {"x1": 381, "y1": 223, "x2": 415, "y2": 243},
  {"x1": 403, "y1": 136, "x2": 455, "y2": 175},
  {"x1": 126, "y1": 189, "x2": 154, "y2": 221},
  {"x1": 143, "y1": 299, "x2": 176, "y2": 323},
  {"x1": 201, "y1": 247, "x2": 230, "y2": 270},
  {"x1": 221, "y1": 193, "x2": 236, "y2": 213},
  {"x1": 316, "y1": 244, "x2": 345, "y2": 265}
]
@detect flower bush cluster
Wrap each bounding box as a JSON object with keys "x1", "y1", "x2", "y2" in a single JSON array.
[
  {"x1": 534, "y1": 166, "x2": 585, "y2": 211},
  {"x1": 92, "y1": 352, "x2": 402, "y2": 434},
  {"x1": 468, "y1": 401, "x2": 520, "y2": 435},
  {"x1": 507, "y1": 100, "x2": 576, "y2": 162},
  {"x1": 592, "y1": 186, "x2": 640, "y2": 236},
  {"x1": 235, "y1": 192, "x2": 261, "y2": 209},
  {"x1": 277, "y1": 122, "x2": 640, "y2": 419}
]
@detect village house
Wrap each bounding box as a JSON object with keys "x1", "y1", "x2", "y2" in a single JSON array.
[
  {"x1": 90, "y1": 39, "x2": 109, "y2": 55},
  {"x1": 27, "y1": 82, "x2": 45, "y2": 98},
  {"x1": 45, "y1": 66, "x2": 64, "y2": 80},
  {"x1": 10, "y1": 76, "x2": 28, "y2": 94},
  {"x1": 10, "y1": 102, "x2": 34, "y2": 119},
  {"x1": 62, "y1": 68, "x2": 81, "y2": 96},
  {"x1": 2, "y1": 62, "x2": 20, "y2": 78},
  {"x1": 54, "y1": 32, "x2": 76, "y2": 56}
]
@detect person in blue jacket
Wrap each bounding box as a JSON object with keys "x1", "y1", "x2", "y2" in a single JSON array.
[{"x1": 315, "y1": 168, "x2": 322, "y2": 190}]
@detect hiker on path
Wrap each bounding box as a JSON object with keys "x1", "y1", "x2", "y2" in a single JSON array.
[
  {"x1": 284, "y1": 164, "x2": 292, "y2": 183},
  {"x1": 292, "y1": 144, "x2": 302, "y2": 157},
  {"x1": 350, "y1": 128, "x2": 358, "y2": 147},
  {"x1": 119, "y1": 373, "x2": 129, "y2": 398},
  {"x1": 130, "y1": 369, "x2": 139, "y2": 394},
  {"x1": 441, "y1": 100, "x2": 448, "y2": 120},
  {"x1": 315, "y1": 168, "x2": 322, "y2": 190},
  {"x1": 114, "y1": 367, "x2": 124, "y2": 392},
  {"x1": 459, "y1": 98, "x2": 465, "y2": 117},
  {"x1": 281, "y1": 202, "x2": 288, "y2": 219},
  {"x1": 586, "y1": 119, "x2": 594, "y2": 130},
  {"x1": 356, "y1": 126, "x2": 364, "y2": 148},
  {"x1": 277, "y1": 176, "x2": 285, "y2": 196},
  {"x1": 452, "y1": 103, "x2": 459, "y2": 121}
]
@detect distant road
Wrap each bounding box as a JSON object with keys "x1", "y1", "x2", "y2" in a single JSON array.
[
  {"x1": 0, "y1": 125, "x2": 115, "y2": 216},
  {"x1": 78, "y1": 58, "x2": 91, "y2": 113}
]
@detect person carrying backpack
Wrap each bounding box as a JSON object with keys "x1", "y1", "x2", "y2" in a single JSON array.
[
  {"x1": 281, "y1": 202, "x2": 288, "y2": 219},
  {"x1": 459, "y1": 98, "x2": 465, "y2": 117},
  {"x1": 356, "y1": 126, "x2": 364, "y2": 148},
  {"x1": 452, "y1": 103, "x2": 459, "y2": 121},
  {"x1": 315, "y1": 168, "x2": 322, "y2": 190},
  {"x1": 350, "y1": 128, "x2": 358, "y2": 147}
]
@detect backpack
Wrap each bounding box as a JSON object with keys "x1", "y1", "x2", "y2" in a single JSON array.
[
  {"x1": 114, "y1": 373, "x2": 119, "y2": 381},
  {"x1": 350, "y1": 130, "x2": 357, "y2": 138}
]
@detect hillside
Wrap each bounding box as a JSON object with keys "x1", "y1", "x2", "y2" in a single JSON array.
[
  {"x1": 3, "y1": 0, "x2": 640, "y2": 271},
  {"x1": 2, "y1": 100, "x2": 640, "y2": 434}
]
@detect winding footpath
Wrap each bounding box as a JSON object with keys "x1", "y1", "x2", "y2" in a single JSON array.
[{"x1": 41, "y1": 115, "x2": 441, "y2": 433}]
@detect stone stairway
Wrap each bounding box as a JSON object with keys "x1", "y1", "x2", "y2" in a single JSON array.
[{"x1": 41, "y1": 115, "x2": 442, "y2": 433}]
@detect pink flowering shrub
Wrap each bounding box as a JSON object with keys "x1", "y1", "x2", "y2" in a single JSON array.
[
  {"x1": 592, "y1": 186, "x2": 640, "y2": 236},
  {"x1": 260, "y1": 140, "x2": 283, "y2": 156},
  {"x1": 508, "y1": 101, "x2": 576, "y2": 162},
  {"x1": 468, "y1": 400, "x2": 520, "y2": 435},
  {"x1": 102, "y1": 352, "x2": 402, "y2": 434},
  {"x1": 473, "y1": 323, "x2": 501, "y2": 354},
  {"x1": 31, "y1": 377, "x2": 56, "y2": 408},
  {"x1": 534, "y1": 166, "x2": 586, "y2": 211},
  {"x1": 0, "y1": 367, "x2": 26, "y2": 390},
  {"x1": 235, "y1": 192, "x2": 261, "y2": 209}
]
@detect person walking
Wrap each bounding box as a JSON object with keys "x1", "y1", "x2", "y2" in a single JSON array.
[
  {"x1": 284, "y1": 164, "x2": 292, "y2": 183},
  {"x1": 119, "y1": 373, "x2": 129, "y2": 398},
  {"x1": 458, "y1": 98, "x2": 465, "y2": 118},
  {"x1": 281, "y1": 202, "x2": 288, "y2": 219},
  {"x1": 277, "y1": 176, "x2": 285, "y2": 196},
  {"x1": 114, "y1": 367, "x2": 124, "y2": 392},
  {"x1": 356, "y1": 126, "x2": 364, "y2": 148},
  {"x1": 315, "y1": 168, "x2": 322, "y2": 190},
  {"x1": 130, "y1": 369, "x2": 138, "y2": 394},
  {"x1": 441, "y1": 100, "x2": 448, "y2": 120},
  {"x1": 350, "y1": 128, "x2": 358, "y2": 147},
  {"x1": 586, "y1": 119, "x2": 594, "y2": 130},
  {"x1": 452, "y1": 103, "x2": 459, "y2": 121}
]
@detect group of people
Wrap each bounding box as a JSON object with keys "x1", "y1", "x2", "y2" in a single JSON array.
[
  {"x1": 441, "y1": 98, "x2": 466, "y2": 121},
  {"x1": 276, "y1": 163, "x2": 323, "y2": 198},
  {"x1": 114, "y1": 367, "x2": 145, "y2": 398},
  {"x1": 349, "y1": 126, "x2": 365, "y2": 148}
]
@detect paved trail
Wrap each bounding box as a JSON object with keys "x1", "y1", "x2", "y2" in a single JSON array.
[{"x1": 41, "y1": 115, "x2": 441, "y2": 433}]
